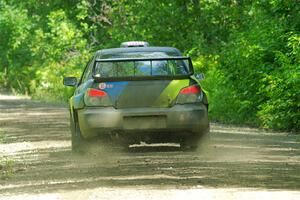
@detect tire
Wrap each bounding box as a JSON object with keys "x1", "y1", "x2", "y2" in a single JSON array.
[
  {"x1": 181, "y1": 131, "x2": 210, "y2": 152},
  {"x1": 180, "y1": 136, "x2": 200, "y2": 151},
  {"x1": 70, "y1": 112, "x2": 85, "y2": 153}
]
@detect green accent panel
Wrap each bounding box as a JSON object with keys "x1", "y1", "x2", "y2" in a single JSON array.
[
  {"x1": 116, "y1": 80, "x2": 170, "y2": 108},
  {"x1": 72, "y1": 93, "x2": 85, "y2": 109},
  {"x1": 153, "y1": 79, "x2": 190, "y2": 106},
  {"x1": 190, "y1": 75, "x2": 208, "y2": 100},
  {"x1": 190, "y1": 75, "x2": 199, "y2": 84}
]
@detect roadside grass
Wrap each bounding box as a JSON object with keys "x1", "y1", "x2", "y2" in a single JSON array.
[
  {"x1": 0, "y1": 158, "x2": 15, "y2": 180},
  {"x1": 0, "y1": 129, "x2": 7, "y2": 143},
  {"x1": 296, "y1": 135, "x2": 300, "y2": 143},
  {"x1": 0, "y1": 129, "x2": 15, "y2": 179}
]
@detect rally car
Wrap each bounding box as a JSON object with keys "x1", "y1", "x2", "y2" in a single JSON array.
[{"x1": 63, "y1": 41, "x2": 209, "y2": 151}]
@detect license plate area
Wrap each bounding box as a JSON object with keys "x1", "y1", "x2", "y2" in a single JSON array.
[{"x1": 123, "y1": 115, "x2": 166, "y2": 129}]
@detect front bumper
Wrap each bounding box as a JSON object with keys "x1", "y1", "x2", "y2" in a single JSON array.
[{"x1": 77, "y1": 104, "x2": 209, "y2": 139}]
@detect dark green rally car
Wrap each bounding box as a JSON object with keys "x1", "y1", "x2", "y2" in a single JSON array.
[{"x1": 64, "y1": 41, "x2": 209, "y2": 151}]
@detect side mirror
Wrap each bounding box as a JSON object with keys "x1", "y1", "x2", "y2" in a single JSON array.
[
  {"x1": 63, "y1": 77, "x2": 77, "y2": 87},
  {"x1": 195, "y1": 73, "x2": 205, "y2": 81}
]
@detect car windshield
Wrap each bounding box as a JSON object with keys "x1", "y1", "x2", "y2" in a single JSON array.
[{"x1": 94, "y1": 52, "x2": 192, "y2": 78}]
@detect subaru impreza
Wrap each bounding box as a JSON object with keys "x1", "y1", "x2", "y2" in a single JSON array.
[{"x1": 63, "y1": 41, "x2": 209, "y2": 151}]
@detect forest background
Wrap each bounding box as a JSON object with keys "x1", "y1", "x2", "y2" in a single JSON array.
[{"x1": 0, "y1": 0, "x2": 299, "y2": 131}]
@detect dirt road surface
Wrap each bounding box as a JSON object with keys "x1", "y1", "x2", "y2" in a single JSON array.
[{"x1": 0, "y1": 95, "x2": 300, "y2": 200}]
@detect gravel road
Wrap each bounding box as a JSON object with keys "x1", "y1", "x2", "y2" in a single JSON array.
[{"x1": 0, "y1": 95, "x2": 299, "y2": 200}]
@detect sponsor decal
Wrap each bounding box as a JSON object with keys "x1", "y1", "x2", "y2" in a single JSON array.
[
  {"x1": 99, "y1": 83, "x2": 106, "y2": 89},
  {"x1": 99, "y1": 82, "x2": 113, "y2": 89}
]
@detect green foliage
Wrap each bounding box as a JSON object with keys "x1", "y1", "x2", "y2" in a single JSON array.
[
  {"x1": 0, "y1": 0, "x2": 299, "y2": 131},
  {"x1": 29, "y1": 9, "x2": 90, "y2": 102},
  {"x1": 217, "y1": 2, "x2": 300, "y2": 130},
  {"x1": 0, "y1": 3, "x2": 32, "y2": 93},
  {"x1": 257, "y1": 34, "x2": 300, "y2": 130}
]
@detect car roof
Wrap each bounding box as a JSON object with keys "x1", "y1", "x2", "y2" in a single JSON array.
[{"x1": 96, "y1": 47, "x2": 182, "y2": 57}]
